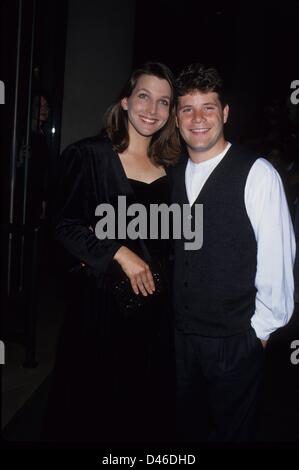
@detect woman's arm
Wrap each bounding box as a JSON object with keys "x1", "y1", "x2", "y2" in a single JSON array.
[
  {"x1": 53, "y1": 141, "x2": 155, "y2": 295},
  {"x1": 53, "y1": 142, "x2": 121, "y2": 279}
]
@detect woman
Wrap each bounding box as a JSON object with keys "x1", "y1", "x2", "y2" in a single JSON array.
[{"x1": 43, "y1": 62, "x2": 181, "y2": 444}]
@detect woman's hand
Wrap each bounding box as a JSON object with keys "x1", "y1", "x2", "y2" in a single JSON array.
[{"x1": 113, "y1": 246, "x2": 155, "y2": 296}]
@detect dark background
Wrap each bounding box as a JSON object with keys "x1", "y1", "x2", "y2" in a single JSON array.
[{"x1": 1, "y1": 0, "x2": 299, "y2": 450}]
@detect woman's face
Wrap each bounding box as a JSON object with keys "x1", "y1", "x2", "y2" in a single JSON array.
[{"x1": 121, "y1": 74, "x2": 172, "y2": 138}]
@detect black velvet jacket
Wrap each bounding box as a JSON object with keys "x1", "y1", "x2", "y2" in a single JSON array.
[{"x1": 53, "y1": 134, "x2": 169, "y2": 286}]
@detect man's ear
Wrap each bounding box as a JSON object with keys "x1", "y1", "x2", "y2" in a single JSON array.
[
  {"x1": 121, "y1": 97, "x2": 128, "y2": 110},
  {"x1": 223, "y1": 104, "x2": 229, "y2": 124}
]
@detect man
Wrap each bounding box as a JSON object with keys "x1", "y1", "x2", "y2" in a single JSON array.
[{"x1": 172, "y1": 63, "x2": 295, "y2": 442}]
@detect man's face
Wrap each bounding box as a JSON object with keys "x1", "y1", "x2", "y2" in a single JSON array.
[{"x1": 176, "y1": 90, "x2": 229, "y2": 161}]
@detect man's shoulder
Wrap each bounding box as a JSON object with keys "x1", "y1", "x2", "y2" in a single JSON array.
[
  {"x1": 169, "y1": 154, "x2": 188, "y2": 170},
  {"x1": 249, "y1": 157, "x2": 281, "y2": 182},
  {"x1": 166, "y1": 154, "x2": 188, "y2": 182},
  {"x1": 229, "y1": 142, "x2": 260, "y2": 161}
]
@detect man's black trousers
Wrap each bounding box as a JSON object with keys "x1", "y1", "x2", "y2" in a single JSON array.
[{"x1": 175, "y1": 326, "x2": 265, "y2": 442}]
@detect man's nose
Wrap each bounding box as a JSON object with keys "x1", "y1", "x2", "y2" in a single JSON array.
[{"x1": 192, "y1": 109, "x2": 204, "y2": 121}]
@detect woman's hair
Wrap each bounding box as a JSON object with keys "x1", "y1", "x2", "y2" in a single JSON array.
[{"x1": 104, "y1": 62, "x2": 181, "y2": 166}]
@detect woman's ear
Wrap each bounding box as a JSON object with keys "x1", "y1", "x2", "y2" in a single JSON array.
[{"x1": 121, "y1": 97, "x2": 128, "y2": 110}]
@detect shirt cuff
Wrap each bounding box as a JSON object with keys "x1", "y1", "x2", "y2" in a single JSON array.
[{"x1": 250, "y1": 313, "x2": 271, "y2": 341}]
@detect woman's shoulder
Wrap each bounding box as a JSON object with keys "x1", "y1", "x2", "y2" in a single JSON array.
[
  {"x1": 61, "y1": 133, "x2": 113, "y2": 157},
  {"x1": 59, "y1": 134, "x2": 115, "y2": 173}
]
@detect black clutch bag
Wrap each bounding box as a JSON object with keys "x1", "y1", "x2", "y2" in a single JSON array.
[{"x1": 107, "y1": 258, "x2": 166, "y2": 316}]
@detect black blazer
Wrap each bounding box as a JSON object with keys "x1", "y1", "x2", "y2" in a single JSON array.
[{"x1": 53, "y1": 135, "x2": 169, "y2": 286}]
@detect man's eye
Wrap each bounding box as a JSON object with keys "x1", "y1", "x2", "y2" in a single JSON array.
[{"x1": 182, "y1": 108, "x2": 191, "y2": 113}]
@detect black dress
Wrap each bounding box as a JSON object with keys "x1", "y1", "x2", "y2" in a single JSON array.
[{"x1": 42, "y1": 136, "x2": 175, "y2": 444}]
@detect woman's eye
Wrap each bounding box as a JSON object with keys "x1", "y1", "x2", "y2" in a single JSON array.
[
  {"x1": 160, "y1": 99, "x2": 169, "y2": 106},
  {"x1": 138, "y1": 93, "x2": 148, "y2": 99}
]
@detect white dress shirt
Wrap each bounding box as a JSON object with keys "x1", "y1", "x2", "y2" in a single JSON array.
[{"x1": 185, "y1": 142, "x2": 296, "y2": 341}]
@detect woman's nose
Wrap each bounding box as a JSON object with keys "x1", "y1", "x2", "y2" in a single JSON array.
[{"x1": 146, "y1": 100, "x2": 157, "y2": 115}]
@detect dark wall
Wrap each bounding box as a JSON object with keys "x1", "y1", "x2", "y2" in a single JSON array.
[
  {"x1": 61, "y1": 0, "x2": 136, "y2": 150},
  {"x1": 133, "y1": 0, "x2": 299, "y2": 142}
]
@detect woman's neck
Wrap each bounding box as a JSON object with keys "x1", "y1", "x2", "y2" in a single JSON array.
[{"x1": 127, "y1": 123, "x2": 151, "y2": 160}]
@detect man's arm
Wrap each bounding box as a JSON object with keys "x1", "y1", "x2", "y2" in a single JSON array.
[{"x1": 245, "y1": 158, "x2": 296, "y2": 344}]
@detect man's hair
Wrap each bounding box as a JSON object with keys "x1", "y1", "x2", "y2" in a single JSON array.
[
  {"x1": 176, "y1": 63, "x2": 227, "y2": 108},
  {"x1": 104, "y1": 61, "x2": 181, "y2": 166}
]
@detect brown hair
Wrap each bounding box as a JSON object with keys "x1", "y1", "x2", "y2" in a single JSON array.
[
  {"x1": 104, "y1": 62, "x2": 181, "y2": 166},
  {"x1": 176, "y1": 63, "x2": 227, "y2": 108}
]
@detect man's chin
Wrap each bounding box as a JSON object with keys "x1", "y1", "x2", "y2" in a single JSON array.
[
  {"x1": 188, "y1": 136, "x2": 223, "y2": 154},
  {"x1": 189, "y1": 143, "x2": 212, "y2": 153}
]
